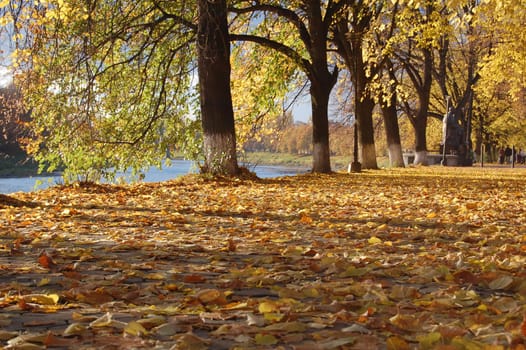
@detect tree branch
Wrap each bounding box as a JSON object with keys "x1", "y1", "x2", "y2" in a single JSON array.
[{"x1": 229, "y1": 33, "x2": 312, "y2": 75}]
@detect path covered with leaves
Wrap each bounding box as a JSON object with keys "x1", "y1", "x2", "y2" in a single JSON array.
[{"x1": 1, "y1": 167, "x2": 526, "y2": 349}]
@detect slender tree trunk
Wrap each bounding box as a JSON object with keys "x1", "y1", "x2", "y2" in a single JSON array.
[
  {"x1": 333, "y1": 16, "x2": 378, "y2": 170},
  {"x1": 413, "y1": 115, "x2": 428, "y2": 164},
  {"x1": 353, "y1": 35, "x2": 378, "y2": 169},
  {"x1": 356, "y1": 94, "x2": 377, "y2": 169},
  {"x1": 380, "y1": 92, "x2": 405, "y2": 167},
  {"x1": 310, "y1": 81, "x2": 332, "y2": 173},
  {"x1": 412, "y1": 48, "x2": 433, "y2": 165},
  {"x1": 197, "y1": 0, "x2": 239, "y2": 176}
]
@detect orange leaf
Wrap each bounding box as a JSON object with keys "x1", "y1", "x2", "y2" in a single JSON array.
[
  {"x1": 38, "y1": 251, "x2": 55, "y2": 269},
  {"x1": 300, "y1": 214, "x2": 313, "y2": 224}
]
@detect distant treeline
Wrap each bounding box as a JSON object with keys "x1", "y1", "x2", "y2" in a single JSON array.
[
  {"x1": 243, "y1": 121, "x2": 355, "y2": 156},
  {"x1": 0, "y1": 83, "x2": 31, "y2": 155}
]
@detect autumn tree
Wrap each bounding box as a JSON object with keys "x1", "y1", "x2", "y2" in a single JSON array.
[
  {"x1": 1, "y1": 0, "x2": 243, "y2": 178},
  {"x1": 388, "y1": 1, "x2": 448, "y2": 165},
  {"x1": 230, "y1": 0, "x2": 342, "y2": 173},
  {"x1": 332, "y1": 1, "x2": 382, "y2": 169},
  {"x1": 198, "y1": 0, "x2": 240, "y2": 175},
  {"x1": 0, "y1": 82, "x2": 29, "y2": 154},
  {"x1": 473, "y1": 0, "x2": 526, "y2": 148}
]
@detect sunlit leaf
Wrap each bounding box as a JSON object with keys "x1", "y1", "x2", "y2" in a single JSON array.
[
  {"x1": 63, "y1": 323, "x2": 87, "y2": 336},
  {"x1": 258, "y1": 300, "x2": 280, "y2": 313},
  {"x1": 124, "y1": 321, "x2": 148, "y2": 337},
  {"x1": 368, "y1": 236, "x2": 382, "y2": 245}
]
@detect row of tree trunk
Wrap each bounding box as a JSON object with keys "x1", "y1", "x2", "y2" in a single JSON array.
[{"x1": 198, "y1": 0, "x2": 407, "y2": 176}]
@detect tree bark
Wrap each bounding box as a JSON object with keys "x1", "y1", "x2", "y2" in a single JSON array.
[
  {"x1": 412, "y1": 48, "x2": 433, "y2": 165},
  {"x1": 306, "y1": 0, "x2": 337, "y2": 174},
  {"x1": 380, "y1": 92, "x2": 405, "y2": 167},
  {"x1": 333, "y1": 10, "x2": 378, "y2": 170},
  {"x1": 197, "y1": 0, "x2": 239, "y2": 176},
  {"x1": 310, "y1": 81, "x2": 332, "y2": 173}
]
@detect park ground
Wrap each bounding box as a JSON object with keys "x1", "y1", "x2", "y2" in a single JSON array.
[{"x1": 1, "y1": 166, "x2": 526, "y2": 349}]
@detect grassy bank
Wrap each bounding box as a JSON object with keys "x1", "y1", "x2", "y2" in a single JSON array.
[{"x1": 241, "y1": 151, "x2": 353, "y2": 170}]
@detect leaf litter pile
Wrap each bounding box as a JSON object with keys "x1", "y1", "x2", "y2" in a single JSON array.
[{"x1": 1, "y1": 167, "x2": 526, "y2": 350}]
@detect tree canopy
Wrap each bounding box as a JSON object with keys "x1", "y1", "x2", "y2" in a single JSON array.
[{"x1": 0, "y1": 0, "x2": 524, "y2": 177}]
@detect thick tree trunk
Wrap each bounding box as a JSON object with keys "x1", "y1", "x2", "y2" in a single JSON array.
[
  {"x1": 380, "y1": 94, "x2": 405, "y2": 168},
  {"x1": 197, "y1": 0, "x2": 239, "y2": 176},
  {"x1": 306, "y1": 1, "x2": 337, "y2": 174}
]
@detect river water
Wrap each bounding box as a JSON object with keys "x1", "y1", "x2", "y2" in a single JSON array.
[{"x1": 0, "y1": 159, "x2": 307, "y2": 194}]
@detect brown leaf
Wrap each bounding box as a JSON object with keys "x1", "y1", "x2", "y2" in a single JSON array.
[
  {"x1": 227, "y1": 239, "x2": 237, "y2": 252},
  {"x1": 183, "y1": 274, "x2": 207, "y2": 283}
]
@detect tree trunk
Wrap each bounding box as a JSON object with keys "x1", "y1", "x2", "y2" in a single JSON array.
[
  {"x1": 353, "y1": 35, "x2": 378, "y2": 169},
  {"x1": 306, "y1": 0, "x2": 336, "y2": 174},
  {"x1": 356, "y1": 95, "x2": 377, "y2": 169},
  {"x1": 333, "y1": 16, "x2": 378, "y2": 170},
  {"x1": 413, "y1": 115, "x2": 428, "y2": 165},
  {"x1": 380, "y1": 93, "x2": 405, "y2": 167},
  {"x1": 310, "y1": 80, "x2": 332, "y2": 173},
  {"x1": 197, "y1": 0, "x2": 239, "y2": 176},
  {"x1": 411, "y1": 48, "x2": 433, "y2": 165}
]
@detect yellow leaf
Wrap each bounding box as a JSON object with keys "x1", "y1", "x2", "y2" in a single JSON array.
[
  {"x1": 37, "y1": 278, "x2": 50, "y2": 287},
  {"x1": 124, "y1": 321, "x2": 148, "y2": 337},
  {"x1": 258, "y1": 300, "x2": 279, "y2": 313},
  {"x1": 368, "y1": 236, "x2": 382, "y2": 244},
  {"x1": 376, "y1": 223, "x2": 388, "y2": 231},
  {"x1": 477, "y1": 304, "x2": 488, "y2": 311},
  {"x1": 263, "y1": 312, "x2": 284, "y2": 322},
  {"x1": 23, "y1": 294, "x2": 59, "y2": 305},
  {"x1": 255, "y1": 333, "x2": 278, "y2": 345}
]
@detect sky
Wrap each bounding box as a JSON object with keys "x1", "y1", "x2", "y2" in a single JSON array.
[
  {"x1": 0, "y1": 66, "x2": 12, "y2": 87},
  {"x1": 291, "y1": 98, "x2": 311, "y2": 123}
]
